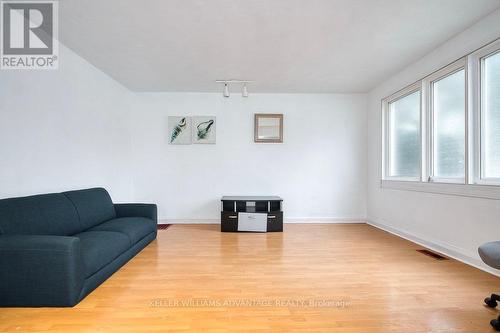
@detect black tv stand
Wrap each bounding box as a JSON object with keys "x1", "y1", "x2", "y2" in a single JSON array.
[{"x1": 221, "y1": 196, "x2": 283, "y2": 232}]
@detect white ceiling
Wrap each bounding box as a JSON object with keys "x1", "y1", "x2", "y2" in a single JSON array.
[{"x1": 59, "y1": 0, "x2": 500, "y2": 93}]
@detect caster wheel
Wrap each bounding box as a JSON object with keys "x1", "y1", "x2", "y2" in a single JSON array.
[
  {"x1": 485, "y1": 297, "x2": 498, "y2": 308},
  {"x1": 491, "y1": 317, "x2": 500, "y2": 331}
]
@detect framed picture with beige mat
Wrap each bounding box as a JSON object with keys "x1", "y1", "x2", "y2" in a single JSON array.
[{"x1": 254, "y1": 113, "x2": 283, "y2": 143}]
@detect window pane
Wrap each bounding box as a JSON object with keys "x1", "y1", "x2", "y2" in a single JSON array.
[
  {"x1": 432, "y1": 69, "x2": 465, "y2": 179},
  {"x1": 482, "y1": 51, "x2": 500, "y2": 178},
  {"x1": 389, "y1": 91, "x2": 420, "y2": 178}
]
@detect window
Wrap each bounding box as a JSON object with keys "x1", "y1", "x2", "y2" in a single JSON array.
[
  {"x1": 383, "y1": 84, "x2": 421, "y2": 181},
  {"x1": 381, "y1": 39, "x2": 500, "y2": 199},
  {"x1": 429, "y1": 67, "x2": 466, "y2": 182},
  {"x1": 481, "y1": 51, "x2": 500, "y2": 180},
  {"x1": 388, "y1": 91, "x2": 421, "y2": 178}
]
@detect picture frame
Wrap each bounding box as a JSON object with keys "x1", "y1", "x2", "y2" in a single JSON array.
[
  {"x1": 254, "y1": 113, "x2": 283, "y2": 143},
  {"x1": 192, "y1": 116, "x2": 216, "y2": 144},
  {"x1": 168, "y1": 116, "x2": 192, "y2": 145}
]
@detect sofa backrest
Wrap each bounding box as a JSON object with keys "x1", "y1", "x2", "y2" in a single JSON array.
[
  {"x1": 63, "y1": 188, "x2": 116, "y2": 231},
  {"x1": 0, "y1": 193, "x2": 80, "y2": 235},
  {"x1": 0, "y1": 188, "x2": 116, "y2": 236}
]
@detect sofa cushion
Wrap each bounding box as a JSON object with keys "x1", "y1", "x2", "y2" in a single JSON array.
[
  {"x1": 0, "y1": 193, "x2": 81, "y2": 236},
  {"x1": 74, "y1": 231, "x2": 130, "y2": 277},
  {"x1": 90, "y1": 217, "x2": 157, "y2": 244},
  {"x1": 64, "y1": 188, "x2": 116, "y2": 231}
]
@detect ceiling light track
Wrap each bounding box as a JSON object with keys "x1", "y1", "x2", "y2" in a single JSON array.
[{"x1": 216, "y1": 80, "x2": 254, "y2": 98}]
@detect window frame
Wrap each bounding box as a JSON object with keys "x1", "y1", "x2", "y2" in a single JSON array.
[
  {"x1": 423, "y1": 58, "x2": 468, "y2": 184},
  {"x1": 469, "y1": 40, "x2": 500, "y2": 186},
  {"x1": 380, "y1": 38, "x2": 500, "y2": 200},
  {"x1": 382, "y1": 82, "x2": 422, "y2": 182}
]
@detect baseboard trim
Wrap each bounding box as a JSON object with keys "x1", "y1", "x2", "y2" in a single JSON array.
[
  {"x1": 159, "y1": 219, "x2": 219, "y2": 224},
  {"x1": 159, "y1": 217, "x2": 367, "y2": 224},
  {"x1": 368, "y1": 218, "x2": 500, "y2": 277},
  {"x1": 284, "y1": 217, "x2": 366, "y2": 223}
]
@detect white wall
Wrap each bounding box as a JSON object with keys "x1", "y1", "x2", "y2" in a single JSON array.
[
  {"x1": 367, "y1": 9, "x2": 500, "y2": 274},
  {"x1": 131, "y1": 93, "x2": 367, "y2": 222},
  {"x1": 0, "y1": 44, "x2": 368, "y2": 223},
  {"x1": 0, "y1": 44, "x2": 134, "y2": 202}
]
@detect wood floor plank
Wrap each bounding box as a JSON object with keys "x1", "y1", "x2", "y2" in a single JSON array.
[{"x1": 1, "y1": 224, "x2": 499, "y2": 332}]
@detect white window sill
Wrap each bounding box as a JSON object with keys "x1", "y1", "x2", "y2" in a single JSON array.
[{"x1": 380, "y1": 180, "x2": 500, "y2": 200}]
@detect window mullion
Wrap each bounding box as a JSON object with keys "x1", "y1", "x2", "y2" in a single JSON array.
[{"x1": 421, "y1": 79, "x2": 429, "y2": 183}]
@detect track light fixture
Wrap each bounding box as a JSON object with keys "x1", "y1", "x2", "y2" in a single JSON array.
[
  {"x1": 216, "y1": 80, "x2": 254, "y2": 98},
  {"x1": 242, "y1": 83, "x2": 248, "y2": 98}
]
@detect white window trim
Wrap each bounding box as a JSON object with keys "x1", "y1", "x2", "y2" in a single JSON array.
[
  {"x1": 422, "y1": 58, "x2": 467, "y2": 184},
  {"x1": 469, "y1": 39, "x2": 500, "y2": 186},
  {"x1": 380, "y1": 38, "x2": 500, "y2": 200},
  {"x1": 381, "y1": 179, "x2": 500, "y2": 201},
  {"x1": 381, "y1": 82, "x2": 422, "y2": 182}
]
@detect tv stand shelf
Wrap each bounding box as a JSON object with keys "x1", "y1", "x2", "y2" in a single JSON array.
[{"x1": 221, "y1": 196, "x2": 283, "y2": 232}]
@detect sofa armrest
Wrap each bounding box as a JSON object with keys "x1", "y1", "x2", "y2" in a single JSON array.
[
  {"x1": 114, "y1": 203, "x2": 157, "y2": 223},
  {"x1": 0, "y1": 235, "x2": 84, "y2": 307}
]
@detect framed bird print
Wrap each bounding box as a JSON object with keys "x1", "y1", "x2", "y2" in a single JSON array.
[
  {"x1": 192, "y1": 116, "x2": 216, "y2": 144},
  {"x1": 168, "y1": 116, "x2": 192, "y2": 145}
]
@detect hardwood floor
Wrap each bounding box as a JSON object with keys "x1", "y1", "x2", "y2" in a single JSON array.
[{"x1": 1, "y1": 224, "x2": 499, "y2": 332}]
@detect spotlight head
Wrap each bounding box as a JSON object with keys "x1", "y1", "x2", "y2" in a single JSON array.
[{"x1": 242, "y1": 83, "x2": 249, "y2": 97}]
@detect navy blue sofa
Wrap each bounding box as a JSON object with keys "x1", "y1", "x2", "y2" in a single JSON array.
[{"x1": 0, "y1": 188, "x2": 157, "y2": 307}]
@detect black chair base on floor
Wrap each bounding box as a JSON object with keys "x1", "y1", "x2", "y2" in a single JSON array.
[
  {"x1": 491, "y1": 317, "x2": 500, "y2": 331},
  {"x1": 485, "y1": 294, "x2": 500, "y2": 330},
  {"x1": 479, "y1": 242, "x2": 500, "y2": 331},
  {"x1": 485, "y1": 293, "x2": 500, "y2": 308}
]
